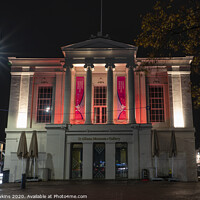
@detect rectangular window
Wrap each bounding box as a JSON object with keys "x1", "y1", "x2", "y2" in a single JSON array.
[
  {"x1": 149, "y1": 85, "x2": 165, "y2": 122},
  {"x1": 93, "y1": 86, "x2": 107, "y2": 124},
  {"x1": 37, "y1": 86, "x2": 53, "y2": 123}
]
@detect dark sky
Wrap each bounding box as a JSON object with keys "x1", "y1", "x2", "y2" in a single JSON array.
[
  {"x1": 0, "y1": 0, "x2": 199, "y2": 147},
  {"x1": 0, "y1": 1, "x2": 156, "y2": 58}
]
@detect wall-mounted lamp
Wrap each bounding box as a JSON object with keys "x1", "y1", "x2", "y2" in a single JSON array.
[
  {"x1": 84, "y1": 64, "x2": 87, "y2": 71},
  {"x1": 112, "y1": 64, "x2": 115, "y2": 71},
  {"x1": 91, "y1": 64, "x2": 94, "y2": 71},
  {"x1": 105, "y1": 64, "x2": 109, "y2": 71}
]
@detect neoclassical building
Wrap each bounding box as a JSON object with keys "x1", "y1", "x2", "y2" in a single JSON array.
[{"x1": 4, "y1": 36, "x2": 197, "y2": 181}]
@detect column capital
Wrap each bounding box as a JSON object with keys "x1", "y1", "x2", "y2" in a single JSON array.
[
  {"x1": 126, "y1": 63, "x2": 137, "y2": 69},
  {"x1": 63, "y1": 64, "x2": 73, "y2": 70},
  {"x1": 126, "y1": 57, "x2": 137, "y2": 69},
  {"x1": 84, "y1": 64, "x2": 94, "y2": 71},
  {"x1": 105, "y1": 63, "x2": 115, "y2": 71},
  {"x1": 64, "y1": 58, "x2": 73, "y2": 69}
]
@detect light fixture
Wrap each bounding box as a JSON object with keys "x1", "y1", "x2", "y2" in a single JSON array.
[
  {"x1": 91, "y1": 64, "x2": 94, "y2": 71},
  {"x1": 112, "y1": 64, "x2": 115, "y2": 71},
  {"x1": 84, "y1": 64, "x2": 87, "y2": 71},
  {"x1": 45, "y1": 107, "x2": 50, "y2": 113},
  {"x1": 105, "y1": 64, "x2": 108, "y2": 71}
]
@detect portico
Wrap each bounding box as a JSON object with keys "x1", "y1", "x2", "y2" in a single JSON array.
[{"x1": 61, "y1": 36, "x2": 137, "y2": 125}]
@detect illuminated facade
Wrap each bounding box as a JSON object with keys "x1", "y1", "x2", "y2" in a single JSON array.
[{"x1": 4, "y1": 37, "x2": 197, "y2": 181}]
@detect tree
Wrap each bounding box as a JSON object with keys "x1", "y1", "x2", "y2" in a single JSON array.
[
  {"x1": 135, "y1": 0, "x2": 200, "y2": 65},
  {"x1": 135, "y1": 0, "x2": 200, "y2": 107}
]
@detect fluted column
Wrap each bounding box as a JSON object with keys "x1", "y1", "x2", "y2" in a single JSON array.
[
  {"x1": 85, "y1": 66, "x2": 92, "y2": 124},
  {"x1": 63, "y1": 65, "x2": 71, "y2": 124},
  {"x1": 128, "y1": 66, "x2": 136, "y2": 124},
  {"x1": 107, "y1": 66, "x2": 113, "y2": 124}
]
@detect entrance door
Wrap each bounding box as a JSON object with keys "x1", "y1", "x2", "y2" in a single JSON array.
[
  {"x1": 116, "y1": 143, "x2": 128, "y2": 178},
  {"x1": 93, "y1": 86, "x2": 107, "y2": 124},
  {"x1": 71, "y1": 143, "x2": 83, "y2": 179},
  {"x1": 93, "y1": 143, "x2": 105, "y2": 179}
]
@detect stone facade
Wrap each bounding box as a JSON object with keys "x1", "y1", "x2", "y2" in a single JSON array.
[{"x1": 4, "y1": 38, "x2": 197, "y2": 182}]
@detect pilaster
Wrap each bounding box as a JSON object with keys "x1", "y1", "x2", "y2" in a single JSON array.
[{"x1": 63, "y1": 64, "x2": 71, "y2": 124}]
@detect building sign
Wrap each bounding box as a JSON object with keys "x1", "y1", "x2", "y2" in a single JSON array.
[
  {"x1": 78, "y1": 137, "x2": 120, "y2": 141},
  {"x1": 75, "y1": 77, "x2": 85, "y2": 121},
  {"x1": 117, "y1": 77, "x2": 126, "y2": 120}
]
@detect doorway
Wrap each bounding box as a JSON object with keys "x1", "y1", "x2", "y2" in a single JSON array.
[
  {"x1": 116, "y1": 143, "x2": 128, "y2": 178},
  {"x1": 71, "y1": 143, "x2": 83, "y2": 179},
  {"x1": 93, "y1": 143, "x2": 105, "y2": 179}
]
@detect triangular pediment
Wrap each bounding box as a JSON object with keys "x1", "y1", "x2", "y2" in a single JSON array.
[{"x1": 61, "y1": 37, "x2": 136, "y2": 50}]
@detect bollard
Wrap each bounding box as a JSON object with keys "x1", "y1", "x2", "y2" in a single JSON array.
[{"x1": 21, "y1": 173, "x2": 26, "y2": 189}]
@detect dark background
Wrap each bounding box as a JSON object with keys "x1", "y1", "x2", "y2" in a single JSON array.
[{"x1": 0, "y1": 1, "x2": 199, "y2": 147}]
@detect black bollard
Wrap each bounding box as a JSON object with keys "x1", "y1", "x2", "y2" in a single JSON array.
[{"x1": 21, "y1": 173, "x2": 26, "y2": 189}]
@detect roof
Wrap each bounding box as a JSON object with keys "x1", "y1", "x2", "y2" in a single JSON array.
[{"x1": 61, "y1": 37, "x2": 137, "y2": 50}]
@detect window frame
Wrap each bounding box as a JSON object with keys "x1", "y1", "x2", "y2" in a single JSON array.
[
  {"x1": 36, "y1": 84, "x2": 53, "y2": 124},
  {"x1": 93, "y1": 85, "x2": 107, "y2": 124},
  {"x1": 148, "y1": 84, "x2": 166, "y2": 123},
  {"x1": 115, "y1": 142, "x2": 128, "y2": 179}
]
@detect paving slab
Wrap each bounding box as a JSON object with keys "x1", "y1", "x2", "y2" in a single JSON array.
[{"x1": 0, "y1": 180, "x2": 200, "y2": 200}]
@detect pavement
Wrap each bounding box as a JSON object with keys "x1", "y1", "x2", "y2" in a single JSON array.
[{"x1": 1, "y1": 180, "x2": 200, "y2": 200}]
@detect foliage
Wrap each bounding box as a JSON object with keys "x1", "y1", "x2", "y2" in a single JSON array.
[
  {"x1": 135, "y1": 0, "x2": 200, "y2": 66},
  {"x1": 136, "y1": 0, "x2": 200, "y2": 108}
]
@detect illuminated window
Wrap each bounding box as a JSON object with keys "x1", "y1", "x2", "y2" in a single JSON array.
[
  {"x1": 37, "y1": 86, "x2": 53, "y2": 123},
  {"x1": 93, "y1": 86, "x2": 107, "y2": 124},
  {"x1": 149, "y1": 86, "x2": 165, "y2": 122}
]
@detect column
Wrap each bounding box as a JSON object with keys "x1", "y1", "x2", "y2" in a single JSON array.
[
  {"x1": 54, "y1": 73, "x2": 63, "y2": 124},
  {"x1": 46, "y1": 127, "x2": 66, "y2": 179},
  {"x1": 65, "y1": 142, "x2": 71, "y2": 179},
  {"x1": 180, "y1": 72, "x2": 193, "y2": 128},
  {"x1": 128, "y1": 66, "x2": 136, "y2": 124},
  {"x1": 63, "y1": 65, "x2": 71, "y2": 124},
  {"x1": 16, "y1": 73, "x2": 30, "y2": 128},
  {"x1": 85, "y1": 66, "x2": 92, "y2": 124},
  {"x1": 168, "y1": 67, "x2": 184, "y2": 128},
  {"x1": 107, "y1": 66, "x2": 113, "y2": 124},
  {"x1": 105, "y1": 143, "x2": 115, "y2": 179},
  {"x1": 83, "y1": 143, "x2": 93, "y2": 179}
]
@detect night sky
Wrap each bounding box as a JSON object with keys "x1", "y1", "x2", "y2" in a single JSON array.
[{"x1": 0, "y1": 1, "x2": 199, "y2": 146}]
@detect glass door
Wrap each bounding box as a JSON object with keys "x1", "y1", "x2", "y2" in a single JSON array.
[
  {"x1": 71, "y1": 143, "x2": 83, "y2": 179},
  {"x1": 93, "y1": 143, "x2": 105, "y2": 179},
  {"x1": 116, "y1": 143, "x2": 128, "y2": 178}
]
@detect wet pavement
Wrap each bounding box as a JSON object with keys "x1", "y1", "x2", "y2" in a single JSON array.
[{"x1": 0, "y1": 180, "x2": 200, "y2": 200}]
